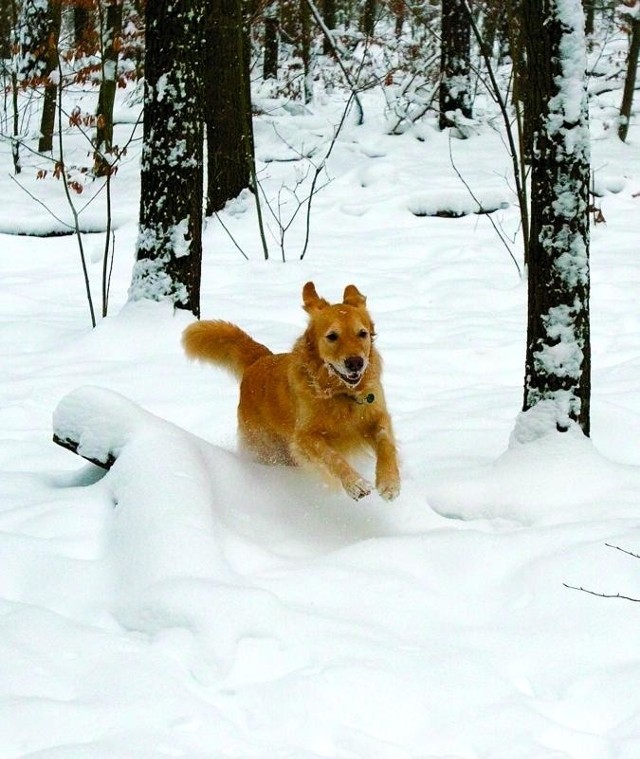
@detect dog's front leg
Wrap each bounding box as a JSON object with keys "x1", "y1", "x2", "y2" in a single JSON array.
[
  {"x1": 291, "y1": 434, "x2": 373, "y2": 501},
  {"x1": 373, "y1": 423, "x2": 401, "y2": 501}
]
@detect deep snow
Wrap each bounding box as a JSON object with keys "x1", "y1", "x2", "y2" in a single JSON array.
[{"x1": 2, "y1": 41, "x2": 640, "y2": 759}]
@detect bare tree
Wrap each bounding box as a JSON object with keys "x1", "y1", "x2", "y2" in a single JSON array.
[
  {"x1": 0, "y1": 0, "x2": 11, "y2": 58},
  {"x1": 94, "y1": 0, "x2": 123, "y2": 174},
  {"x1": 362, "y1": 0, "x2": 376, "y2": 36},
  {"x1": 71, "y1": 0, "x2": 97, "y2": 53},
  {"x1": 130, "y1": 0, "x2": 206, "y2": 318},
  {"x1": 16, "y1": 0, "x2": 62, "y2": 152},
  {"x1": 322, "y1": 0, "x2": 335, "y2": 51},
  {"x1": 521, "y1": 0, "x2": 591, "y2": 434},
  {"x1": 439, "y1": 0, "x2": 472, "y2": 130},
  {"x1": 263, "y1": 3, "x2": 279, "y2": 79},
  {"x1": 204, "y1": 0, "x2": 255, "y2": 215},
  {"x1": 618, "y1": 2, "x2": 640, "y2": 143},
  {"x1": 1, "y1": 0, "x2": 20, "y2": 172}
]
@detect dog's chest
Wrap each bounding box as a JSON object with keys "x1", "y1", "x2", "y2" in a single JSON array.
[{"x1": 318, "y1": 393, "x2": 376, "y2": 434}]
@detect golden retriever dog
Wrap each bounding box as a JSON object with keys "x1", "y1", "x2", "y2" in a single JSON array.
[{"x1": 182, "y1": 282, "x2": 400, "y2": 501}]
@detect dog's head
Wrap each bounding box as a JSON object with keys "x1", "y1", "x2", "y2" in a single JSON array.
[{"x1": 302, "y1": 281, "x2": 375, "y2": 387}]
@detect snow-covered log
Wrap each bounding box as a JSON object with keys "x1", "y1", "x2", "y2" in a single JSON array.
[
  {"x1": 53, "y1": 386, "x2": 180, "y2": 470},
  {"x1": 52, "y1": 386, "x2": 244, "y2": 648}
]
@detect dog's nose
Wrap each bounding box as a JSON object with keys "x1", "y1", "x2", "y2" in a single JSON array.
[{"x1": 345, "y1": 356, "x2": 364, "y2": 373}]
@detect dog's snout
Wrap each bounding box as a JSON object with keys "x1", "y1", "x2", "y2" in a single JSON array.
[{"x1": 345, "y1": 356, "x2": 364, "y2": 373}]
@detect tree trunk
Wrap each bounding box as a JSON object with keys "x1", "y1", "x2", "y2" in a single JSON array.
[
  {"x1": 322, "y1": 0, "x2": 335, "y2": 52},
  {"x1": 95, "y1": 0, "x2": 123, "y2": 174},
  {"x1": 33, "y1": 0, "x2": 62, "y2": 153},
  {"x1": 73, "y1": 0, "x2": 97, "y2": 53},
  {"x1": 204, "y1": 0, "x2": 255, "y2": 215},
  {"x1": 618, "y1": 14, "x2": 640, "y2": 143},
  {"x1": 300, "y1": 0, "x2": 312, "y2": 102},
  {"x1": 439, "y1": 0, "x2": 472, "y2": 130},
  {"x1": 522, "y1": 0, "x2": 591, "y2": 435},
  {"x1": 0, "y1": 0, "x2": 11, "y2": 58},
  {"x1": 263, "y1": 8, "x2": 279, "y2": 79},
  {"x1": 130, "y1": 0, "x2": 205, "y2": 317},
  {"x1": 362, "y1": 0, "x2": 376, "y2": 37},
  {"x1": 2, "y1": 0, "x2": 20, "y2": 172},
  {"x1": 583, "y1": 0, "x2": 595, "y2": 36}
]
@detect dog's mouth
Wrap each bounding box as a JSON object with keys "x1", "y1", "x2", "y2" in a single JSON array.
[{"x1": 327, "y1": 363, "x2": 365, "y2": 387}]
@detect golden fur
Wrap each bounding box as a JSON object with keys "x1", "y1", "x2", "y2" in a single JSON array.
[{"x1": 182, "y1": 282, "x2": 400, "y2": 501}]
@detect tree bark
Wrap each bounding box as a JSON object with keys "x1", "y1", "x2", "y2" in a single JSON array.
[
  {"x1": 439, "y1": 0, "x2": 472, "y2": 130},
  {"x1": 618, "y1": 13, "x2": 640, "y2": 143},
  {"x1": 34, "y1": 0, "x2": 62, "y2": 153},
  {"x1": 72, "y1": 0, "x2": 97, "y2": 54},
  {"x1": 263, "y1": 9, "x2": 279, "y2": 79},
  {"x1": 204, "y1": 0, "x2": 255, "y2": 215},
  {"x1": 322, "y1": 0, "x2": 335, "y2": 52},
  {"x1": 300, "y1": 0, "x2": 312, "y2": 102},
  {"x1": 0, "y1": 0, "x2": 11, "y2": 58},
  {"x1": 95, "y1": 0, "x2": 123, "y2": 174},
  {"x1": 522, "y1": 0, "x2": 591, "y2": 435},
  {"x1": 130, "y1": 0, "x2": 205, "y2": 317},
  {"x1": 583, "y1": 0, "x2": 595, "y2": 36},
  {"x1": 362, "y1": 0, "x2": 376, "y2": 36}
]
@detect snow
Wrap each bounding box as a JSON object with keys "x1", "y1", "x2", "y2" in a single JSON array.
[
  {"x1": 2, "y1": 52, "x2": 640, "y2": 758},
  {"x1": 534, "y1": 301, "x2": 585, "y2": 379}
]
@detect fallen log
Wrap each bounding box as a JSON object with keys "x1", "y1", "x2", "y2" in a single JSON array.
[
  {"x1": 53, "y1": 432, "x2": 116, "y2": 469},
  {"x1": 52, "y1": 386, "x2": 143, "y2": 469}
]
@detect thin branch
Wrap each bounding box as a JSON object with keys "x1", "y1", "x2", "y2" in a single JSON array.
[
  {"x1": 102, "y1": 167, "x2": 112, "y2": 317},
  {"x1": 447, "y1": 133, "x2": 522, "y2": 278},
  {"x1": 212, "y1": 212, "x2": 250, "y2": 260},
  {"x1": 563, "y1": 583, "x2": 640, "y2": 603},
  {"x1": 56, "y1": 58, "x2": 96, "y2": 328},
  {"x1": 8, "y1": 173, "x2": 74, "y2": 230},
  {"x1": 300, "y1": 91, "x2": 355, "y2": 260},
  {"x1": 605, "y1": 543, "x2": 640, "y2": 561},
  {"x1": 564, "y1": 541, "x2": 640, "y2": 603},
  {"x1": 460, "y1": 0, "x2": 529, "y2": 261}
]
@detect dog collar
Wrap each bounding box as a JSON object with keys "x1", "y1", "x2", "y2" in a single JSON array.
[{"x1": 343, "y1": 392, "x2": 375, "y2": 405}]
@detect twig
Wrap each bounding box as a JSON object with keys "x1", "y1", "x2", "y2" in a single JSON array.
[
  {"x1": 564, "y1": 543, "x2": 640, "y2": 603},
  {"x1": 8, "y1": 173, "x2": 74, "y2": 230},
  {"x1": 460, "y1": 0, "x2": 529, "y2": 262},
  {"x1": 563, "y1": 583, "x2": 640, "y2": 603},
  {"x1": 102, "y1": 166, "x2": 112, "y2": 317},
  {"x1": 213, "y1": 212, "x2": 250, "y2": 260},
  {"x1": 605, "y1": 543, "x2": 640, "y2": 561},
  {"x1": 300, "y1": 92, "x2": 354, "y2": 260},
  {"x1": 56, "y1": 58, "x2": 96, "y2": 328},
  {"x1": 447, "y1": 133, "x2": 522, "y2": 278}
]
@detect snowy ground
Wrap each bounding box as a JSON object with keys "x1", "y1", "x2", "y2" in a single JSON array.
[{"x1": 2, "y1": 65, "x2": 640, "y2": 758}]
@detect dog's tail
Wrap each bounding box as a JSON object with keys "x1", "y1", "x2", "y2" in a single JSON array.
[{"x1": 182, "y1": 321, "x2": 272, "y2": 380}]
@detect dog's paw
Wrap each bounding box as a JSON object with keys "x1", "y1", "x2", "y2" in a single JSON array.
[
  {"x1": 344, "y1": 477, "x2": 374, "y2": 501},
  {"x1": 377, "y1": 479, "x2": 401, "y2": 501}
]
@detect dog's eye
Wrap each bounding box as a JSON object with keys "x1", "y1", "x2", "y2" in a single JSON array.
[
  {"x1": 358, "y1": 329, "x2": 369, "y2": 339},
  {"x1": 326, "y1": 331, "x2": 339, "y2": 342}
]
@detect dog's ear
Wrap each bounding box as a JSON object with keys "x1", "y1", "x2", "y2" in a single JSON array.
[
  {"x1": 302, "y1": 281, "x2": 329, "y2": 312},
  {"x1": 343, "y1": 284, "x2": 367, "y2": 307}
]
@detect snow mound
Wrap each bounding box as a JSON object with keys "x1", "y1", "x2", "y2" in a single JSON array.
[
  {"x1": 407, "y1": 189, "x2": 509, "y2": 217},
  {"x1": 428, "y1": 406, "x2": 640, "y2": 526}
]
